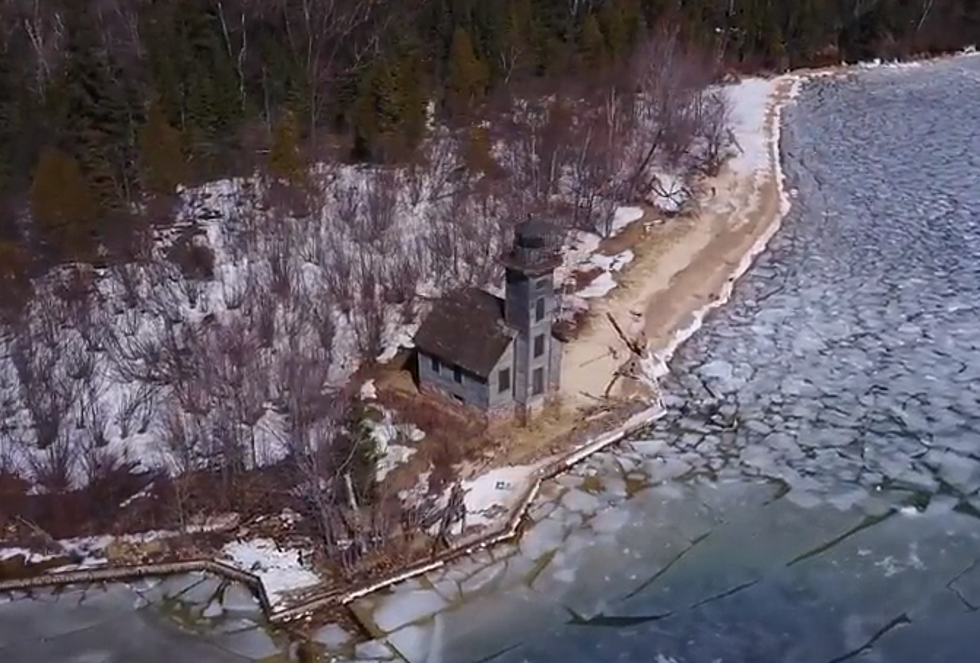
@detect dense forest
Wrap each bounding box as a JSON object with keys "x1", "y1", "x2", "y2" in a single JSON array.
[{"x1": 0, "y1": 0, "x2": 978, "y2": 271}]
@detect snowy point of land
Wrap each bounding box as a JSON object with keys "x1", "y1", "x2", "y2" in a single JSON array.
[{"x1": 1, "y1": 65, "x2": 793, "y2": 634}]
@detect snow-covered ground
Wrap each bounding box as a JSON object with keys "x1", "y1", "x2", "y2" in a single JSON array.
[
  {"x1": 220, "y1": 538, "x2": 320, "y2": 610},
  {"x1": 0, "y1": 82, "x2": 721, "y2": 491},
  {"x1": 0, "y1": 514, "x2": 240, "y2": 565}
]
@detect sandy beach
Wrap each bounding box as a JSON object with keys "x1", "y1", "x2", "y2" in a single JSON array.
[{"x1": 560, "y1": 75, "x2": 800, "y2": 411}]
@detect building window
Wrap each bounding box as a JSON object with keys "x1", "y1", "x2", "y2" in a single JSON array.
[
  {"x1": 430, "y1": 356, "x2": 440, "y2": 373},
  {"x1": 532, "y1": 367, "x2": 545, "y2": 396},
  {"x1": 453, "y1": 366, "x2": 463, "y2": 383},
  {"x1": 535, "y1": 297, "x2": 545, "y2": 322},
  {"x1": 533, "y1": 333, "x2": 545, "y2": 358},
  {"x1": 535, "y1": 278, "x2": 548, "y2": 290},
  {"x1": 498, "y1": 368, "x2": 511, "y2": 393}
]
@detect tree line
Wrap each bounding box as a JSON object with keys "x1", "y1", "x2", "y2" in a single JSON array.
[{"x1": 0, "y1": 0, "x2": 977, "y2": 272}]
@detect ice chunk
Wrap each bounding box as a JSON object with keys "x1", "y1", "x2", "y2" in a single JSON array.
[
  {"x1": 385, "y1": 622, "x2": 434, "y2": 663},
  {"x1": 141, "y1": 573, "x2": 206, "y2": 603},
  {"x1": 178, "y1": 576, "x2": 223, "y2": 606},
  {"x1": 356, "y1": 639, "x2": 397, "y2": 660},
  {"x1": 202, "y1": 599, "x2": 223, "y2": 619},
  {"x1": 213, "y1": 627, "x2": 281, "y2": 659},
  {"x1": 561, "y1": 488, "x2": 602, "y2": 515},
  {"x1": 312, "y1": 623, "x2": 352, "y2": 647},
  {"x1": 371, "y1": 589, "x2": 448, "y2": 633},
  {"x1": 642, "y1": 457, "x2": 693, "y2": 484},
  {"x1": 220, "y1": 583, "x2": 261, "y2": 615},
  {"x1": 518, "y1": 518, "x2": 567, "y2": 560},
  {"x1": 924, "y1": 450, "x2": 980, "y2": 495},
  {"x1": 213, "y1": 617, "x2": 259, "y2": 634},
  {"x1": 460, "y1": 561, "x2": 507, "y2": 596},
  {"x1": 588, "y1": 506, "x2": 631, "y2": 534},
  {"x1": 422, "y1": 587, "x2": 568, "y2": 663}
]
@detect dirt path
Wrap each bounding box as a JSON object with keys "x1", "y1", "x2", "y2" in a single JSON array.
[{"x1": 560, "y1": 76, "x2": 799, "y2": 409}]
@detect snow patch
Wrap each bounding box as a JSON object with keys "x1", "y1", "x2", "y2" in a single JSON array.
[
  {"x1": 220, "y1": 538, "x2": 320, "y2": 609},
  {"x1": 460, "y1": 465, "x2": 539, "y2": 527},
  {"x1": 366, "y1": 407, "x2": 426, "y2": 483},
  {"x1": 578, "y1": 272, "x2": 619, "y2": 299}
]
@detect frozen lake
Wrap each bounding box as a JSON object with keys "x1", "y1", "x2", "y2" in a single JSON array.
[
  {"x1": 343, "y1": 55, "x2": 980, "y2": 663},
  {"x1": 470, "y1": 55, "x2": 980, "y2": 663},
  {"x1": 0, "y1": 574, "x2": 296, "y2": 662},
  {"x1": 4, "y1": 55, "x2": 980, "y2": 663}
]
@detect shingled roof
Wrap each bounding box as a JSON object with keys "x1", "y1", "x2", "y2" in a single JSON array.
[{"x1": 414, "y1": 288, "x2": 514, "y2": 379}]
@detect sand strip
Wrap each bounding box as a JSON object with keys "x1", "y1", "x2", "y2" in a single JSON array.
[{"x1": 560, "y1": 75, "x2": 802, "y2": 407}]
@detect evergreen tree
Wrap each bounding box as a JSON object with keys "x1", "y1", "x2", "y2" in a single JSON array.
[
  {"x1": 144, "y1": 0, "x2": 243, "y2": 173},
  {"x1": 579, "y1": 15, "x2": 608, "y2": 72},
  {"x1": 349, "y1": 55, "x2": 427, "y2": 160},
  {"x1": 446, "y1": 28, "x2": 489, "y2": 115},
  {"x1": 139, "y1": 98, "x2": 186, "y2": 195},
  {"x1": 498, "y1": 0, "x2": 538, "y2": 80},
  {"x1": 30, "y1": 146, "x2": 99, "y2": 259},
  {"x1": 0, "y1": 48, "x2": 15, "y2": 192},
  {"x1": 599, "y1": 2, "x2": 629, "y2": 61},
  {"x1": 58, "y1": 4, "x2": 132, "y2": 210},
  {"x1": 268, "y1": 109, "x2": 304, "y2": 184}
]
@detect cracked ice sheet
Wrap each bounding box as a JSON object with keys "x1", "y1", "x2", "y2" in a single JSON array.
[
  {"x1": 354, "y1": 588, "x2": 449, "y2": 634},
  {"x1": 525, "y1": 482, "x2": 772, "y2": 621},
  {"x1": 761, "y1": 508, "x2": 980, "y2": 660},
  {"x1": 0, "y1": 586, "x2": 251, "y2": 663},
  {"x1": 487, "y1": 508, "x2": 980, "y2": 663},
  {"x1": 605, "y1": 491, "x2": 872, "y2": 618},
  {"x1": 385, "y1": 586, "x2": 569, "y2": 663}
]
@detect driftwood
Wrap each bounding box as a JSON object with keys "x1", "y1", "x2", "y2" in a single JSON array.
[
  {"x1": 606, "y1": 313, "x2": 646, "y2": 357},
  {"x1": 14, "y1": 516, "x2": 64, "y2": 555},
  {"x1": 602, "y1": 313, "x2": 650, "y2": 399}
]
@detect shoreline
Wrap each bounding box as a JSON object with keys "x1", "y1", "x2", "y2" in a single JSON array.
[
  {"x1": 0, "y1": 72, "x2": 802, "y2": 627},
  {"x1": 6, "y1": 51, "x2": 975, "y2": 636},
  {"x1": 557, "y1": 74, "x2": 801, "y2": 415}
]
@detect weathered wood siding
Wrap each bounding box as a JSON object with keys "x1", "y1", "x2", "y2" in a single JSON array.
[
  {"x1": 487, "y1": 341, "x2": 516, "y2": 410},
  {"x1": 417, "y1": 350, "x2": 492, "y2": 408}
]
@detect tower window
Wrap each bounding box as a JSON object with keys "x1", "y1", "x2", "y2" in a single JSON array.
[
  {"x1": 535, "y1": 297, "x2": 545, "y2": 322},
  {"x1": 498, "y1": 368, "x2": 511, "y2": 393},
  {"x1": 532, "y1": 367, "x2": 545, "y2": 396},
  {"x1": 533, "y1": 333, "x2": 545, "y2": 358}
]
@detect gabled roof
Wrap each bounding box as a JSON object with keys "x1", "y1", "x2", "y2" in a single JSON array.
[{"x1": 414, "y1": 288, "x2": 514, "y2": 379}]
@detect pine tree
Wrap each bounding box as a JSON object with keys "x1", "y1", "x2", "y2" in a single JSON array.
[
  {"x1": 31, "y1": 146, "x2": 99, "y2": 259},
  {"x1": 145, "y1": 0, "x2": 243, "y2": 174},
  {"x1": 268, "y1": 109, "x2": 304, "y2": 184},
  {"x1": 498, "y1": 0, "x2": 538, "y2": 79},
  {"x1": 579, "y1": 15, "x2": 608, "y2": 72},
  {"x1": 394, "y1": 44, "x2": 429, "y2": 151},
  {"x1": 0, "y1": 49, "x2": 15, "y2": 192},
  {"x1": 446, "y1": 28, "x2": 489, "y2": 116},
  {"x1": 600, "y1": 0, "x2": 632, "y2": 61},
  {"x1": 139, "y1": 98, "x2": 186, "y2": 195},
  {"x1": 350, "y1": 56, "x2": 411, "y2": 160},
  {"x1": 58, "y1": 4, "x2": 132, "y2": 210}
]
